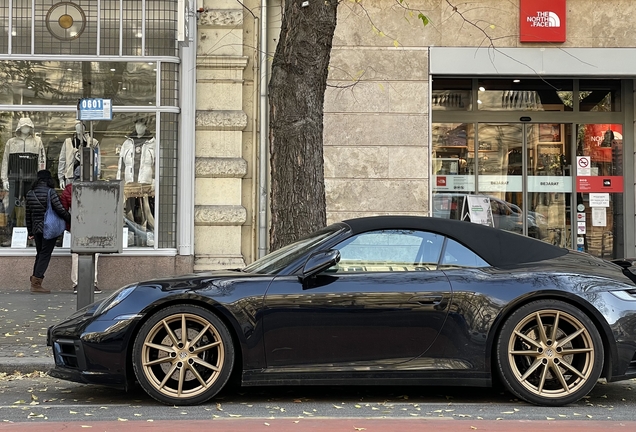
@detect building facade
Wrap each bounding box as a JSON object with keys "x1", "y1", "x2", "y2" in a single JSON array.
[{"x1": 0, "y1": 0, "x2": 635, "y2": 291}]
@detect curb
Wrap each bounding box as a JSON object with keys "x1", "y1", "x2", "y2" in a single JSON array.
[{"x1": 0, "y1": 358, "x2": 54, "y2": 374}]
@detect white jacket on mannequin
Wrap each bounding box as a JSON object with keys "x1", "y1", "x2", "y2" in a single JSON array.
[
  {"x1": 117, "y1": 132, "x2": 155, "y2": 184},
  {"x1": 1, "y1": 117, "x2": 46, "y2": 190}
]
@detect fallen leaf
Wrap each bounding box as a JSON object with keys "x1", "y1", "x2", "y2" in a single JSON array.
[
  {"x1": 546, "y1": 417, "x2": 555, "y2": 420},
  {"x1": 354, "y1": 428, "x2": 366, "y2": 431},
  {"x1": 264, "y1": 423, "x2": 270, "y2": 426},
  {"x1": 118, "y1": 418, "x2": 128, "y2": 421}
]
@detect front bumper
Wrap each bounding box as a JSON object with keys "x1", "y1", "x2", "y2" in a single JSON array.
[{"x1": 46, "y1": 309, "x2": 140, "y2": 389}]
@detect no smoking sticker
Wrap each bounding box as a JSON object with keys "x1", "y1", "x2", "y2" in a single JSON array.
[{"x1": 577, "y1": 156, "x2": 591, "y2": 176}]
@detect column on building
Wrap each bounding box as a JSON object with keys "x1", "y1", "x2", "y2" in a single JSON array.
[{"x1": 194, "y1": 5, "x2": 250, "y2": 270}]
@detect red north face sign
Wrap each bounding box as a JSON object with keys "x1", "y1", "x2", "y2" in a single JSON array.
[{"x1": 520, "y1": 0, "x2": 566, "y2": 43}]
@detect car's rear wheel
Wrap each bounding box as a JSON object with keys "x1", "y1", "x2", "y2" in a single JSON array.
[
  {"x1": 496, "y1": 300, "x2": 603, "y2": 406},
  {"x1": 132, "y1": 305, "x2": 234, "y2": 405}
]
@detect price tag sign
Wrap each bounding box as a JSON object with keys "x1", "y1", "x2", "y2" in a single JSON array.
[{"x1": 77, "y1": 98, "x2": 112, "y2": 121}]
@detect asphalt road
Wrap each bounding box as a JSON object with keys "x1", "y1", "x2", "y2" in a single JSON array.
[{"x1": 0, "y1": 373, "x2": 634, "y2": 426}]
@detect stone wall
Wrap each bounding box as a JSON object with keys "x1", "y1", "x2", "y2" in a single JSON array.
[{"x1": 195, "y1": 0, "x2": 259, "y2": 269}]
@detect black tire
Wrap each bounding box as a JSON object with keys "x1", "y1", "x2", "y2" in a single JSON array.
[
  {"x1": 496, "y1": 300, "x2": 603, "y2": 406},
  {"x1": 132, "y1": 305, "x2": 235, "y2": 405}
]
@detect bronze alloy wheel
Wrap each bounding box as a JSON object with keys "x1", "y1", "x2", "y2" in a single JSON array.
[
  {"x1": 497, "y1": 300, "x2": 603, "y2": 406},
  {"x1": 132, "y1": 305, "x2": 234, "y2": 405}
]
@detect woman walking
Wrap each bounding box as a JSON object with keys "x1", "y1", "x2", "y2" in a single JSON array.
[{"x1": 25, "y1": 170, "x2": 70, "y2": 294}]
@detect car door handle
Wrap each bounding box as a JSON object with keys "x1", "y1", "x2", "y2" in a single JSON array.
[{"x1": 409, "y1": 295, "x2": 443, "y2": 305}]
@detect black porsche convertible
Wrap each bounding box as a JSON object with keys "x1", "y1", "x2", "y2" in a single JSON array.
[{"x1": 47, "y1": 216, "x2": 636, "y2": 406}]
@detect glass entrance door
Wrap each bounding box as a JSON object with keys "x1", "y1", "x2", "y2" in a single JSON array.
[
  {"x1": 476, "y1": 123, "x2": 572, "y2": 247},
  {"x1": 433, "y1": 122, "x2": 573, "y2": 249},
  {"x1": 575, "y1": 124, "x2": 624, "y2": 258}
]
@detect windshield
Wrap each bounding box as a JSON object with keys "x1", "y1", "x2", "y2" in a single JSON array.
[{"x1": 243, "y1": 224, "x2": 344, "y2": 275}]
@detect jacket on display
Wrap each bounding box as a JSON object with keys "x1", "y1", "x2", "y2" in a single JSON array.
[
  {"x1": 117, "y1": 131, "x2": 155, "y2": 184},
  {"x1": 58, "y1": 134, "x2": 100, "y2": 183},
  {"x1": 26, "y1": 182, "x2": 70, "y2": 237},
  {"x1": 1, "y1": 118, "x2": 46, "y2": 189}
]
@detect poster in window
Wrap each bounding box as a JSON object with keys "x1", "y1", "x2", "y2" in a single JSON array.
[{"x1": 539, "y1": 123, "x2": 563, "y2": 143}]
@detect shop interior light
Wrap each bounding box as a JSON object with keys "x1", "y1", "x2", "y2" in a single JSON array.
[
  {"x1": 110, "y1": 68, "x2": 116, "y2": 72},
  {"x1": 477, "y1": 100, "x2": 482, "y2": 104},
  {"x1": 513, "y1": 79, "x2": 521, "y2": 83},
  {"x1": 478, "y1": 86, "x2": 486, "y2": 92}
]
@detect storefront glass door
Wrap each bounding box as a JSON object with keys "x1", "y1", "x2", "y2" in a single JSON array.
[
  {"x1": 433, "y1": 122, "x2": 573, "y2": 249},
  {"x1": 433, "y1": 121, "x2": 625, "y2": 259},
  {"x1": 575, "y1": 124, "x2": 624, "y2": 258}
]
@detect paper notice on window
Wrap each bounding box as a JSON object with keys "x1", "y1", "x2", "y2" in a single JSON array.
[
  {"x1": 589, "y1": 193, "x2": 610, "y2": 207},
  {"x1": 592, "y1": 207, "x2": 607, "y2": 227},
  {"x1": 11, "y1": 228, "x2": 28, "y2": 248}
]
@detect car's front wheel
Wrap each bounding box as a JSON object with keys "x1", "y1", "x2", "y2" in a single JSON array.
[
  {"x1": 132, "y1": 305, "x2": 235, "y2": 405},
  {"x1": 496, "y1": 300, "x2": 603, "y2": 406}
]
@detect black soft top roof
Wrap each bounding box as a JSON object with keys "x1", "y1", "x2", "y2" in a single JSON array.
[{"x1": 341, "y1": 215, "x2": 568, "y2": 267}]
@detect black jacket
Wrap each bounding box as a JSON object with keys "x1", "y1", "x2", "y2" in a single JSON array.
[{"x1": 25, "y1": 182, "x2": 71, "y2": 237}]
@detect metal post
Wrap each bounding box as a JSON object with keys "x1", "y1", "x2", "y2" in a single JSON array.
[
  {"x1": 76, "y1": 253, "x2": 95, "y2": 308},
  {"x1": 77, "y1": 121, "x2": 96, "y2": 310}
]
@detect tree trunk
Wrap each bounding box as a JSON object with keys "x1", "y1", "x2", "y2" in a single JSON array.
[{"x1": 268, "y1": 0, "x2": 338, "y2": 251}]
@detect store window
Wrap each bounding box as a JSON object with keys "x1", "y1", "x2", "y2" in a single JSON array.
[
  {"x1": 0, "y1": 1, "x2": 180, "y2": 250},
  {"x1": 432, "y1": 77, "x2": 627, "y2": 260}
]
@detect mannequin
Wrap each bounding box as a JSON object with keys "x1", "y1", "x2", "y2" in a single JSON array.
[
  {"x1": 1, "y1": 118, "x2": 46, "y2": 227},
  {"x1": 117, "y1": 118, "x2": 155, "y2": 246},
  {"x1": 58, "y1": 121, "x2": 100, "y2": 188},
  {"x1": 116, "y1": 118, "x2": 155, "y2": 184}
]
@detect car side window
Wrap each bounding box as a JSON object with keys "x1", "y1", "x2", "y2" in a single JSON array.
[
  {"x1": 332, "y1": 230, "x2": 444, "y2": 272},
  {"x1": 440, "y1": 238, "x2": 489, "y2": 269}
]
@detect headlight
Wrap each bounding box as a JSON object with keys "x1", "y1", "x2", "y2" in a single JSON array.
[
  {"x1": 94, "y1": 283, "x2": 137, "y2": 316},
  {"x1": 609, "y1": 289, "x2": 636, "y2": 301}
]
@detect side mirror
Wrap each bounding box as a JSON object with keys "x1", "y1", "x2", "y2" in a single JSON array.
[{"x1": 301, "y1": 249, "x2": 341, "y2": 279}]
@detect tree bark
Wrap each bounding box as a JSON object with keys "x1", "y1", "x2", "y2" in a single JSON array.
[{"x1": 268, "y1": 0, "x2": 338, "y2": 251}]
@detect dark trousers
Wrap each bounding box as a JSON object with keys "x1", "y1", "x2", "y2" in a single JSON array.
[{"x1": 33, "y1": 233, "x2": 57, "y2": 279}]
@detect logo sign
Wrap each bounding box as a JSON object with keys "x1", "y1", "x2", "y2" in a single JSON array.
[
  {"x1": 520, "y1": 0, "x2": 566, "y2": 43},
  {"x1": 436, "y1": 176, "x2": 447, "y2": 187},
  {"x1": 576, "y1": 176, "x2": 623, "y2": 193},
  {"x1": 77, "y1": 98, "x2": 112, "y2": 121}
]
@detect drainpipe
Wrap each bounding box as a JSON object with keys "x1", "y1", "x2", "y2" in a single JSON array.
[{"x1": 258, "y1": 0, "x2": 269, "y2": 258}]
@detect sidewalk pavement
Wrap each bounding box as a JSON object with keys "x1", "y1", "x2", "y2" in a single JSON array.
[{"x1": 0, "y1": 290, "x2": 107, "y2": 374}]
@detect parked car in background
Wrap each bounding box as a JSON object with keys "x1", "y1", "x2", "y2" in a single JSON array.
[{"x1": 433, "y1": 193, "x2": 546, "y2": 239}]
